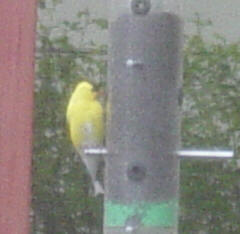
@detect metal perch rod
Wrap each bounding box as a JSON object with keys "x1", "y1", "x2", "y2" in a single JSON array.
[{"x1": 84, "y1": 148, "x2": 234, "y2": 158}]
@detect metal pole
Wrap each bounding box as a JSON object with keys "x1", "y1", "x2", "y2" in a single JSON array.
[
  {"x1": 85, "y1": 149, "x2": 234, "y2": 159},
  {"x1": 177, "y1": 150, "x2": 234, "y2": 158},
  {"x1": 105, "y1": 0, "x2": 183, "y2": 233}
]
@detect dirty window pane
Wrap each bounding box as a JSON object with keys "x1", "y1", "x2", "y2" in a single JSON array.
[{"x1": 32, "y1": 0, "x2": 240, "y2": 233}]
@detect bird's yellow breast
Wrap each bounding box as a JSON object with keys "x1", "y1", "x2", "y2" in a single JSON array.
[{"x1": 67, "y1": 99, "x2": 104, "y2": 149}]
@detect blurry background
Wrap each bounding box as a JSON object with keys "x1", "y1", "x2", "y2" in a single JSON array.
[
  {"x1": 33, "y1": 0, "x2": 240, "y2": 233},
  {"x1": 38, "y1": 0, "x2": 240, "y2": 42}
]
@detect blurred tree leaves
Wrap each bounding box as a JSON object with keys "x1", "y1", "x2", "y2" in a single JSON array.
[
  {"x1": 180, "y1": 17, "x2": 240, "y2": 234},
  {"x1": 33, "y1": 4, "x2": 107, "y2": 234}
]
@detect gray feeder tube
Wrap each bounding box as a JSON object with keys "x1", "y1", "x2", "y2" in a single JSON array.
[{"x1": 105, "y1": 0, "x2": 183, "y2": 233}]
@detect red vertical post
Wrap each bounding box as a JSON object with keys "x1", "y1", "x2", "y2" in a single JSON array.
[{"x1": 0, "y1": 1, "x2": 37, "y2": 233}]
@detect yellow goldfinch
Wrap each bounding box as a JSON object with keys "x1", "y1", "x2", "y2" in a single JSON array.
[{"x1": 66, "y1": 81, "x2": 104, "y2": 196}]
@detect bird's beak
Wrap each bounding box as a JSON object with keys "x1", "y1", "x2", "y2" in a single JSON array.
[
  {"x1": 97, "y1": 88, "x2": 105, "y2": 97},
  {"x1": 94, "y1": 88, "x2": 105, "y2": 99},
  {"x1": 92, "y1": 91, "x2": 97, "y2": 98}
]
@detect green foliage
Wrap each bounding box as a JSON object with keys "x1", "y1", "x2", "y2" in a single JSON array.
[
  {"x1": 91, "y1": 19, "x2": 108, "y2": 30},
  {"x1": 180, "y1": 17, "x2": 240, "y2": 233},
  {"x1": 33, "y1": 6, "x2": 107, "y2": 234},
  {"x1": 38, "y1": 0, "x2": 63, "y2": 9},
  {"x1": 34, "y1": 5, "x2": 240, "y2": 234}
]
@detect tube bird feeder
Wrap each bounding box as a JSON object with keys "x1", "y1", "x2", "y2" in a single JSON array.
[{"x1": 105, "y1": 0, "x2": 183, "y2": 233}]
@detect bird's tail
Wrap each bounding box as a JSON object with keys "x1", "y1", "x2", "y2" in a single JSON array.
[{"x1": 79, "y1": 151, "x2": 104, "y2": 196}]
